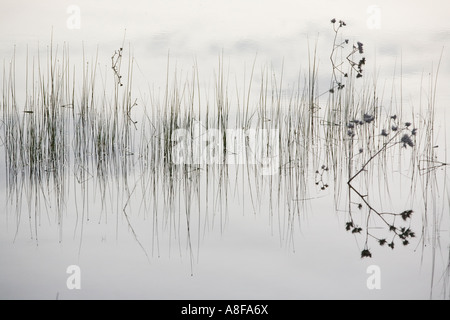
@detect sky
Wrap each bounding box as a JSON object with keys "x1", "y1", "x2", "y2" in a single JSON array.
[{"x1": 1, "y1": 0, "x2": 449, "y2": 107}]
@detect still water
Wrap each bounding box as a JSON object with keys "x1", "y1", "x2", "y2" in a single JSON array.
[{"x1": 0, "y1": 0, "x2": 449, "y2": 299}]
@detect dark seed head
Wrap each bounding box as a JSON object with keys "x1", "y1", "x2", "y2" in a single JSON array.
[
  {"x1": 401, "y1": 134, "x2": 414, "y2": 148},
  {"x1": 361, "y1": 249, "x2": 372, "y2": 258},
  {"x1": 357, "y1": 42, "x2": 364, "y2": 54}
]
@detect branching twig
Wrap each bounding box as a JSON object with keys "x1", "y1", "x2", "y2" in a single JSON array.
[
  {"x1": 328, "y1": 19, "x2": 365, "y2": 94},
  {"x1": 111, "y1": 47, "x2": 124, "y2": 86}
]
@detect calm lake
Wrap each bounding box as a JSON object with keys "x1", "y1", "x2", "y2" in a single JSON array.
[{"x1": 0, "y1": 0, "x2": 449, "y2": 299}]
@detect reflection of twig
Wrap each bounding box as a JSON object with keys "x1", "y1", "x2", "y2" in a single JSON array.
[
  {"x1": 74, "y1": 165, "x2": 93, "y2": 184},
  {"x1": 346, "y1": 127, "x2": 416, "y2": 257},
  {"x1": 444, "y1": 247, "x2": 450, "y2": 299},
  {"x1": 127, "y1": 98, "x2": 138, "y2": 130},
  {"x1": 347, "y1": 129, "x2": 408, "y2": 224},
  {"x1": 315, "y1": 165, "x2": 329, "y2": 190},
  {"x1": 292, "y1": 195, "x2": 327, "y2": 202},
  {"x1": 348, "y1": 131, "x2": 401, "y2": 185},
  {"x1": 418, "y1": 158, "x2": 448, "y2": 175},
  {"x1": 123, "y1": 177, "x2": 150, "y2": 262}
]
